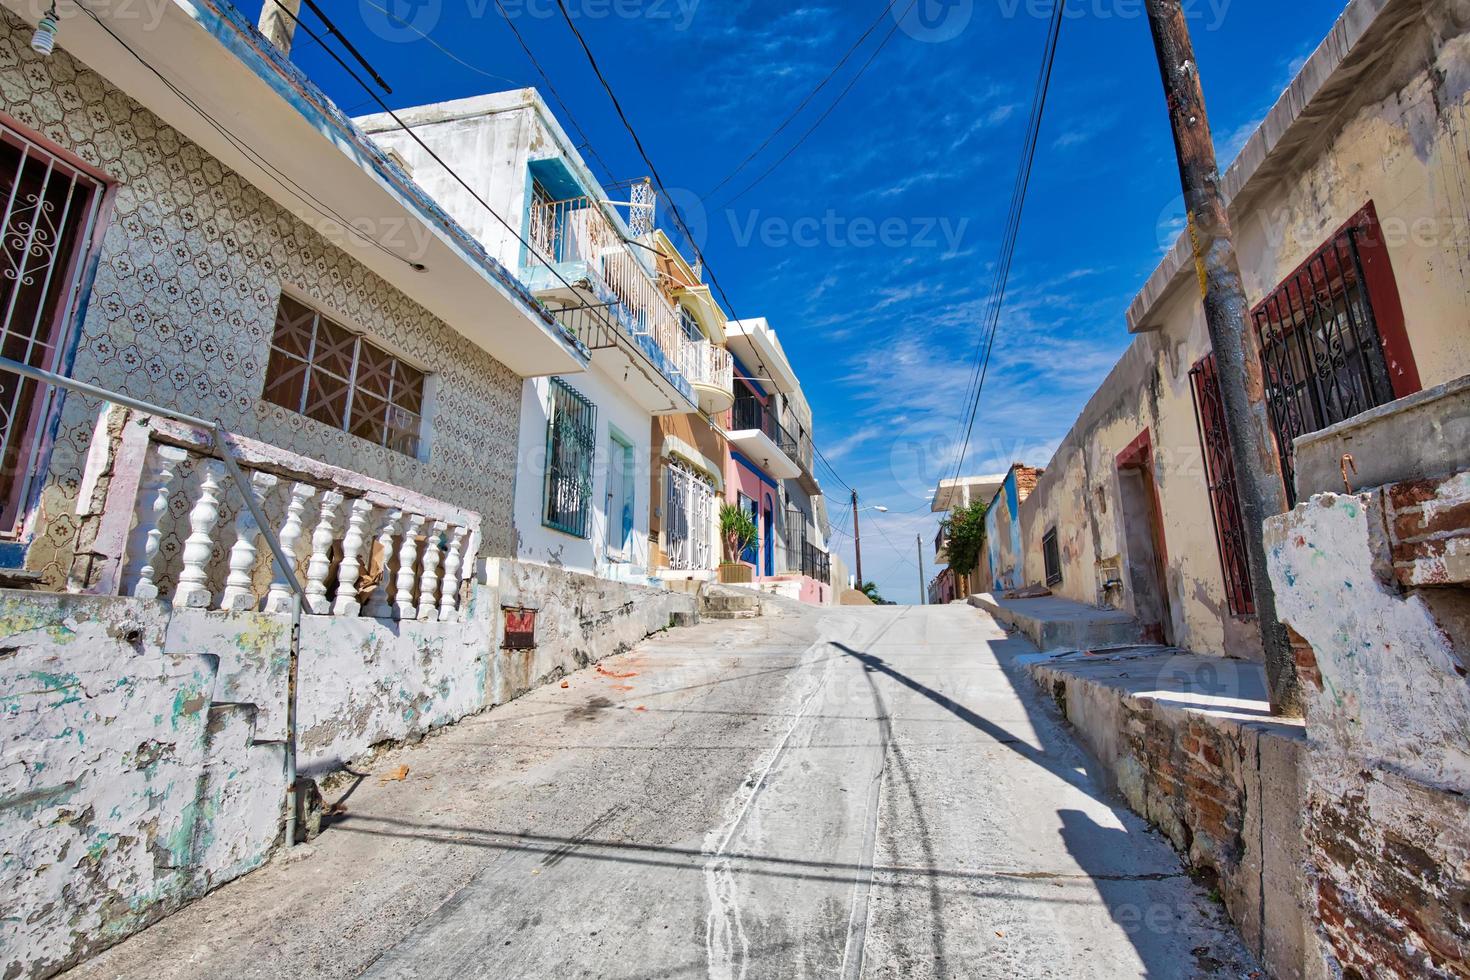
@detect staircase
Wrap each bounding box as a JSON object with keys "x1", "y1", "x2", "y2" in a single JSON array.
[{"x1": 701, "y1": 586, "x2": 762, "y2": 620}]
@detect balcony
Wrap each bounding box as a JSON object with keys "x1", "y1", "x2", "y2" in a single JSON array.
[
  {"x1": 935, "y1": 526, "x2": 952, "y2": 564},
  {"x1": 728, "y1": 396, "x2": 800, "y2": 480},
  {"x1": 524, "y1": 194, "x2": 697, "y2": 416},
  {"x1": 680, "y1": 339, "x2": 735, "y2": 414}
]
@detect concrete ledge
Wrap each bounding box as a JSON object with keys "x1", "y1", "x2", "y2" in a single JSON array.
[
  {"x1": 1026, "y1": 649, "x2": 1316, "y2": 980},
  {"x1": 970, "y1": 592, "x2": 1145, "y2": 651}
]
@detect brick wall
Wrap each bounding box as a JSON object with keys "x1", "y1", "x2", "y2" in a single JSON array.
[{"x1": 1385, "y1": 472, "x2": 1470, "y2": 587}]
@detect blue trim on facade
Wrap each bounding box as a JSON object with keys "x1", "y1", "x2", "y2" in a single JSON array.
[
  {"x1": 730, "y1": 450, "x2": 778, "y2": 489},
  {"x1": 731, "y1": 353, "x2": 765, "y2": 399}
]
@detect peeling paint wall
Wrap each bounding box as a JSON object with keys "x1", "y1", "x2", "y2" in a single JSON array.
[
  {"x1": 484, "y1": 559, "x2": 697, "y2": 705},
  {"x1": 1266, "y1": 489, "x2": 1470, "y2": 978},
  {"x1": 2, "y1": 558, "x2": 691, "y2": 977}
]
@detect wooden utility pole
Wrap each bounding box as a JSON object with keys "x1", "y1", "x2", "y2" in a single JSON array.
[
  {"x1": 916, "y1": 533, "x2": 926, "y2": 606},
  {"x1": 1144, "y1": 0, "x2": 1300, "y2": 716},
  {"x1": 851, "y1": 489, "x2": 864, "y2": 592}
]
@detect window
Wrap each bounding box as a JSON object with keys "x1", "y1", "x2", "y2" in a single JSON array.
[
  {"x1": 665, "y1": 461, "x2": 715, "y2": 570},
  {"x1": 1251, "y1": 204, "x2": 1408, "y2": 503},
  {"x1": 544, "y1": 378, "x2": 596, "y2": 537},
  {"x1": 1042, "y1": 527, "x2": 1062, "y2": 586},
  {"x1": 1190, "y1": 355, "x2": 1255, "y2": 617},
  {"x1": 263, "y1": 295, "x2": 426, "y2": 457},
  {"x1": 0, "y1": 123, "x2": 104, "y2": 539}
]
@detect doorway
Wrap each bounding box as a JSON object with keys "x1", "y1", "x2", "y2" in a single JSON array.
[{"x1": 1116, "y1": 431, "x2": 1174, "y2": 646}]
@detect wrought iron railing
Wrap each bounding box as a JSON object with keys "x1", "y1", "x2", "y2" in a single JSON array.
[
  {"x1": 731, "y1": 396, "x2": 799, "y2": 462},
  {"x1": 1189, "y1": 354, "x2": 1255, "y2": 616},
  {"x1": 525, "y1": 193, "x2": 691, "y2": 383},
  {"x1": 680, "y1": 339, "x2": 733, "y2": 395},
  {"x1": 1251, "y1": 224, "x2": 1396, "y2": 503}
]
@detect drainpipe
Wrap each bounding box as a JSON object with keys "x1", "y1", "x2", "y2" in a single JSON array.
[
  {"x1": 1144, "y1": 1, "x2": 1300, "y2": 716},
  {"x1": 258, "y1": 0, "x2": 303, "y2": 54}
]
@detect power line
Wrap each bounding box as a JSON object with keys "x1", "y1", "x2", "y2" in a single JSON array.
[
  {"x1": 720, "y1": 0, "x2": 918, "y2": 209},
  {"x1": 550, "y1": 0, "x2": 861, "y2": 498},
  {"x1": 78, "y1": 3, "x2": 424, "y2": 269},
  {"x1": 944, "y1": 1, "x2": 1067, "y2": 494},
  {"x1": 704, "y1": 0, "x2": 905, "y2": 198}
]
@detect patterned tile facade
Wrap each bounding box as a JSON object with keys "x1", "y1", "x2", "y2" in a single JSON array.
[{"x1": 0, "y1": 11, "x2": 522, "y2": 585}]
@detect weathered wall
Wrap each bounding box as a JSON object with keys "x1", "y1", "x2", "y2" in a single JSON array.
[
  {"x1": 1, "y1": 558, "x2": 694, "y2": 977},
  {"x1": 649, "y1": 413, "x2": 728, "y2": 571},
  {"x1": 1266, "y1": 488, "x2": 1470, "y2": 978},
  {"x1": 1, "y1": 10, "x2": 524, "y2": 585},
  {"x1": 1031, "y1": 655, "x2": 1315, "y2": 979},
  {"x1": 1017, "y1": 288, "x2": 1264, "y2": 662},
  {"x1": 484, "y1": 558, "x2": 696, "y2": 705},
  {"x1": 1228, "y1": 0, "x2": 1470, "y2": 392}
]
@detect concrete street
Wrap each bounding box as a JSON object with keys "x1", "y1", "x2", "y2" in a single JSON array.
[{"x1": 69, "y1": 602, "x2": 1254, "y2": 979}]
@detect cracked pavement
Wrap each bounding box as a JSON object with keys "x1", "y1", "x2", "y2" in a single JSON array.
[{"x1": 67, "y1": 602, "x2": 1255, "y2": 979}]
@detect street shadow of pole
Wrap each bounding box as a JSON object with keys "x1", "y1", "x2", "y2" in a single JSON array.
[{"x1": 830, "y1": 640, "x2": 1096, "y2": 795}]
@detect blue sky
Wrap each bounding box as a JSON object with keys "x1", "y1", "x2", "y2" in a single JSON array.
[{"x1": 249, "y1": 0, "x2": 1349, "y2": 603}]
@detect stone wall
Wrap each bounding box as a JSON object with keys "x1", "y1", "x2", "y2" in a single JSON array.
[
  {"x1": 1266, "y1": 487, "x2": 1470, "y2": 978},
  {"x1": 0, "y1": 562, "x2": 695, "y2": 977},
  {"x1": 0, "y1": 9, "x2": 523, "y2": 584},
  {"x1": 1031, "y1": 654, "x2": 1314, "y2": 978}
]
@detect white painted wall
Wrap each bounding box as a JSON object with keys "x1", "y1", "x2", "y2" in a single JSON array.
[{"x1": 514, "y1": 365, "x2": 653, "y2": 579}]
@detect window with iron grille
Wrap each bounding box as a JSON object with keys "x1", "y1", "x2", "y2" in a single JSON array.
[
  {"x1": 0, "y1": 122, "x2": 104, "y2": 540},
  {"x1": 1190, "y1": 354, "x2": 1255, "y2": 617},
  {"x1": 544, "y1": 378, "x2": 596, "y2": 537},
  {"x1": 1042, "y1": 527, "x2": 1062, "y2": 586},
  {"x1": 1251, "y1": 210, "x2": 1399, "y2": 504},
  {"x1": 263, "y1": 295, "x2": 426, "y2": 457}
]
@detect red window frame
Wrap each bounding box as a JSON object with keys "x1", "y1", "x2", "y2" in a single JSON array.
[{"x1": 1189, "y1": 355, "x2": 1256, "y2": 617}]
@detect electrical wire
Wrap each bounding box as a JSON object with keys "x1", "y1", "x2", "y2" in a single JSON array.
[
  {"x1": 943, "y1": 0, "x2": 1067, "y2": 495},
  {"x1": 549, "y1": 0, "x2": 860, "y2": 497},
  {"x1": 704, "y1": 0, "x2": 905, "y2": 198},
  {"x1": 720, "y1": 0, "x2": 918, "y2": 208},
  {"x1": 77, "y1": 3, "x2": 425, "y2": 269}
]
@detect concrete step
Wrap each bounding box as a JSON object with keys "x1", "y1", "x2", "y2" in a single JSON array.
[
  {"x1": 969, "y1": 592, "x2": 1145, "y2": 652},
  {"x1": 701, "y1": 589, "x2": 762, "y2": 619},
  {"x1": 702, "y1": 608, "x2": 761, "y2": 620}
]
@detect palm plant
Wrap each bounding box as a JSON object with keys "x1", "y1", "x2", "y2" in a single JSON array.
[{"x1": 719, "y1": 503, "x2": 758, "y2": 564}]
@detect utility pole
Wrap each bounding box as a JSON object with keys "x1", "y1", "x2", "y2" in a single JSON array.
[
  {"x1": 851, "y1": 489, "x2": 864, "y2": 592},
  {"x1": 916, "y1": 533, "x2": 926, "y2": 606},
  {"x1": 1144, "y1": 0, "x2": 1300, "y2": 716}
]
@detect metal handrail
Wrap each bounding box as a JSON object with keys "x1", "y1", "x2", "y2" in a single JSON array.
[{"x1": 0, "y1": 355, "x2": 309, "y2": 847}]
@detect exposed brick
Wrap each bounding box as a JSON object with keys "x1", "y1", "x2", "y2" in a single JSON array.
[
  {"x1": 1388, "y1": 478, "x2": 1445, "y2": 508},
  {"x1": 1392, "y1": 501, "x2": 1470, "y2": 543}
]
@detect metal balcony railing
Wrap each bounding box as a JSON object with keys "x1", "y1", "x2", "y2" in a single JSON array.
[
  {"x1": 680, "y1": 339, "x2": 734, "y2": 394},
  {"x1": 731, "y1": 396, "x2": 798, "y2": 461},
  {"x1": 526, "y1": 194, "x2": 690, "y2": 384}
]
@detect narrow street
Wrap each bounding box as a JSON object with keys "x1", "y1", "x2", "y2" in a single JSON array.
[{"x1": 70, "y1": 602, "x2": 1252, "y2": 979}]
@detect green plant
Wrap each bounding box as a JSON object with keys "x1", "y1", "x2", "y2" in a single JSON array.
[
  {"x1": 860, "y1": 581, "x2": 886, "y2": 604},
  {"x1": 719, "y1": 503, "x2": 758, "y2": 563},
  {"x1": 942, "y1": 499, "x2": 988, "y2": 576}
]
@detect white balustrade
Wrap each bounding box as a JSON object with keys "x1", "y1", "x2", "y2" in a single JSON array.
[
  {"x1": 264, "y1": 482, "x2": 316, "y2": 615},
  {"x1": 173, "y1": 460, "x2": 225, "y2": 610},
  {"x1": 394, "y1": 513, "x2": 426, "y2": 620},
  {"x1": 333, "y1": 499, "x2": 376, "y2": 617},
  {"x1": 416, "y1": 521, "x2": 446, "y2": 621},
  {"x1": 303, "y1": 491, "x2": 345, "y2": 615},
  {"x1": 221, "y1": 471, "x2": 278, "y2": 612},
  {"x1": 117, "y1": 427, "x2": 479, "y2": 624},
  {"x1": 129, "y1": 444, "x2": 189, "y2": 601},
  {"x1": 438, "y1": 526, "x2": 468, "y2": 622}
]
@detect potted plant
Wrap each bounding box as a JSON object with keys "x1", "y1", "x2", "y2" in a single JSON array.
[{"x1": 718, "y1": 503, "x2": 758, "y2": 584}]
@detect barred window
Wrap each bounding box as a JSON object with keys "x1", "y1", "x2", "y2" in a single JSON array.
[
  {"x1": 544, "y1": 378, "x2": 597, "y2": 537},
  {"x1": 1042, "y1": 527, "x2": 1062, "y2": 587},
  {"x1": 263, "y1": 295, "x2": 426, "y2": 457}
]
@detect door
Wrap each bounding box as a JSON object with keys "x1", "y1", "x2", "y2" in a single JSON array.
[
  {"x1": 762, "y1": 498, "x2": 774, "y2": 577},
  {"x1": 0, "y1": 124, "x2": 103, "y2": 540},
  {"x1": 605, "y1": 433, "x2": 633, "y2": 559},
  {"x1": 1116, "y1": 433, "x2": 1174, "y2": 646}
]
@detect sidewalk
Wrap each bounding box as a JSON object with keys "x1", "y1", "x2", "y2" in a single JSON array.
[{"x1": 1024, "y1": 645, "x2": 1312, "y2": 980}]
